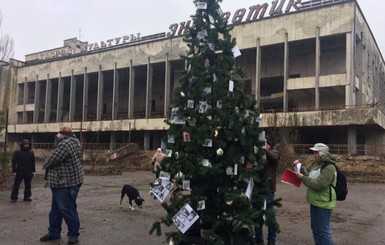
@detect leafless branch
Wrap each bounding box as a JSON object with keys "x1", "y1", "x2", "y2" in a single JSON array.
[{"x1": 0, "y1": 12, "x2": 14, "y2": 61}]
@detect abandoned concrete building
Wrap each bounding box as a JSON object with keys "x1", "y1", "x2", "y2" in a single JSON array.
[{"x1": 2, "y1": 0, "x2": 385, "y2": 154}]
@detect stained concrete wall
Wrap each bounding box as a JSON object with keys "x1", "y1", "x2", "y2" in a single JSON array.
[
  {"x1": 6, "y1": 1, "x2": 385, "y2": 150},
  {"x1": 261, "y1": 107, "x2": 385, "y2": 128}
]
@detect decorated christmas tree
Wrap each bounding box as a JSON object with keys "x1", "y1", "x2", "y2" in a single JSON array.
[{"x1": 150, "y1": 0, "x2": 279, "y2": 244}]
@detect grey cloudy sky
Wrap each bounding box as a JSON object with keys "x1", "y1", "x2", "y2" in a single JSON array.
[{"x1": 0, "y1": 0, "x2": 384, "y2": 61}]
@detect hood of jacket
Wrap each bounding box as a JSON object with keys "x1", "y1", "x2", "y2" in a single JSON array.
[{"x1": 19, "y1": 139, "x2": 32, "y2": 150}]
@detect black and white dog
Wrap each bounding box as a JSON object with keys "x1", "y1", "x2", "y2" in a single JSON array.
[{"x1": 120, "y1": 184, "x2": 144, "y2": 210}]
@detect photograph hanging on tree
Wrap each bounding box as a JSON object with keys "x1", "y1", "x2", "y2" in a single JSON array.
[
  {"x1": 172, "y1": 203, "x2": 199, "y2": 234},
  {"x1": 151, "y1": 179, "x2": 173, "y2": 203}
]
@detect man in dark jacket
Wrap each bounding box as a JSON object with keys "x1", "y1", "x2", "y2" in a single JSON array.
[
  {"x1": 10, "y1": 139, "x2": 36, "y2": 202},
  {"x1": 255, "y1": 134, "x2": 280, "y2": 245}
]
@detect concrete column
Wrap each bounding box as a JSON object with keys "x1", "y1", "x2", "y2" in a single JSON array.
[
  {"x1": 82, "y1": 68, "x2": 89, "y2": 121},
  {"x1": 345, "y1": 32, "x2": 356, "y2": 107},
  {"x1": 283, "y1": 33, "x2": 289, "y2": 111},
  {"x1": 112, "y1": 63, "x2": 120, "y2": 120},
  {"x1": 33, "y1": 75, "x2": 40, "y2": 123},
  {"x1": 315, "y1": 27, "x2": 320, "y2": 110},
  {"x1": 348, "y1": 126, "x2": 357, "y2": 155},
  {"x1": 23, "y1": 78, "x2": 28, "y2": 124},
  {"x1": 96, "y1": 65, "x2": 104, "y2": 121},
  {"x1": 128, "y1": 60, "x2": 135, "y2": 118},
  {"x1": 164, "y1": 53, "x2": 171, "y2": 117},
  {"x1": 255, "y1": 38, "x2": 261, "y2": 108},
  {"x1": 110, "y1": 132, "x2": 116, "y2": 150},
  {"x1": 44, "y1": 74, "x2": 51, "y2": 123},
  {"x1": 56, "y1": 72, "x2": 64, "y2": 122},
  {"x1": 143, "y1": 131, "x2": 150, "y2": 150},
  {"x1": 69, "y1": 70, "x2": 76, "y2": 122},
  {"x1": 145, "y1": 57, "x2": 153, "y2": 118}
]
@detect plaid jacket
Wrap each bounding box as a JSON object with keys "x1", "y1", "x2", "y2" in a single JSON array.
[{"x1": 43, "y1": 136, "x2": 84, "y2": 188}]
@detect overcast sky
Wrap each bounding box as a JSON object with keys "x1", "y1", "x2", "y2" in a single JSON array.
[{"x1": 0, "y1": 0, "x2": 384, "y2": 61}]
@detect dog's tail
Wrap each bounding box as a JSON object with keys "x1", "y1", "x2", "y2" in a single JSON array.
[{"x1": 120, "y1": 186, "x2": 125, "y2": 205}]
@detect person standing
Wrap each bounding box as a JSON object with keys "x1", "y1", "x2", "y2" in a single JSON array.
[
  {"x1": 10, "y1": 139, "x2": 36, "y2": 202},
  {"x1": 293, "y1": 143, "x2": 337, "y2": 245},
  {"x1": 40, "y1": 126, "x2": 84, "y2": 245},
  {"x1": 151, "y1": 148, "x2": 165, "y2": 178},
  {"x1": 255, "y1": 134, "x2": 280, "y2": 245}
]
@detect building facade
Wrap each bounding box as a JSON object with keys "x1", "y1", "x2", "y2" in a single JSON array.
[{"x1": 3, "y1": 0, "x2": 385, "y2": 154}]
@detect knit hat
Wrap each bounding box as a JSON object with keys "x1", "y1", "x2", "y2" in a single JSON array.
[
  {"x1": 21, "y1": 139, "x2": 31, "y2": 145},
  {"x1": 310, "y1": 143, "x2": 329, "y2": 154},
  {"x1": 58, "y1": 125, "x2": 74, "y2": 137}
]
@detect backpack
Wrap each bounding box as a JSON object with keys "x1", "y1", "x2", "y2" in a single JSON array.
[{"x1": 321, "y1": 163, "x2": 348, "y2": 201}]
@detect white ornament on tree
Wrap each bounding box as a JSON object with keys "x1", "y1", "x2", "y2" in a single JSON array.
[{"x1": 216, "y1": 148, "x2": 224, "y2": 156}]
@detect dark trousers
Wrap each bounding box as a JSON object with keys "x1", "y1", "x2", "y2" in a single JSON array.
[
  {"x1": 48, "y1": 185, "x2": 81, "y2": 238},
  {"x1": 255, "y1": 192, "x2": 277, "y2": 243},
  {"x1": 11, "y1": 172, "x2": 33, "y2": 200}
]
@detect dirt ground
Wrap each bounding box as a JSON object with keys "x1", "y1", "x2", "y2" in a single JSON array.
[{"x1": 1, "y1": 161, "x2": 385, "y2": 245}]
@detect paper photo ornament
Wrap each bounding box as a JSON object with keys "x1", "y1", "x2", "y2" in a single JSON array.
[
  {"x1": 168, "y1": 134, "x2": 175, "y2": 144},
  {"x1": 197, "y1": 200, "x2": 206, "y2": 211},
  {"x1": 205, "y1": 58, "x2": 210, "y2": 67},
  {"x1": 197, "y1": 30, "x2": 208, "y2": 40},
  {"x1": 187, "y1": 99, "x2": 195, "y2": 109},
  {"x1": 173, "y1": 203, "x2": 199, "y2": 234},
  {"x1": 232, "y1": 46, "x2": 242, "y2": 58},
  {"x1": 212, "y1": 73, "x2": 217, "y2": 82},
  {"x1": 208, "y1": 14, "x2": 214, "y2": 24},
  {"x1": 196, "y1": 2, "x2": 207, "y2": 10},
  {"x1": 226, "y1": 166, "x2": 233, "y2": 175},
  {"x1": 207, "y1": 43, "x2": 215, "y2": 51},
  {"x1": 229, "y1": 80, "x2": 234, "y2": 92},
  {"x1": 182, "y1": 180, "x2": 191, "y2": 190},
  {"x1": 254, "y1": 146, "x2": 259, "y2": 154},
  {"x1": 183, "y1": 132, "x2": 191, "y2": 142}
]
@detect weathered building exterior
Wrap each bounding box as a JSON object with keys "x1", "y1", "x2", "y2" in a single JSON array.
[{"x1": 4, "y1": 0, "x2": 385, "y2": 154}]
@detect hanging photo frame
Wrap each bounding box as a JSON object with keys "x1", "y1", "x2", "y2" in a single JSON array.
[
  {"x1": 198, "y1": 101, "x2": 208, "y2": 113},
  {"x1": 168, "y1": 134, "x2": 175, "y2": 144},
  {"x1": 187, "y1": 99, "x2": 195, "y2": 109},
  {"x1": 202, "y1": 138, "x2": 213, "y2": 147},
  {"x1": 196, "y1": 2, "x2": 207, "y2": 10},
  {"x1": 173, "y1": 203, "x2": 200, "y2": 234}
]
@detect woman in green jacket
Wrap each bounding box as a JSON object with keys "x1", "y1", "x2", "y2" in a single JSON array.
[{"x1": 293, "y1": 143, "x2": 337, "y2": 245}]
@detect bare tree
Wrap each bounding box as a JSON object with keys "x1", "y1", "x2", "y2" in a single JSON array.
[{"x1": 0, "y1": 12, "x2": 14, "y2": 61}]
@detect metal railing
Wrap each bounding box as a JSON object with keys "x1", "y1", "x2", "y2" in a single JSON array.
[
  {"x1": 261, "y1": 104, "x2": 377, "y2": 114},
  {"x1": 32, "y1": 143, "x2": 126, "y2": 150},
  {"x1": 293, "y1": 144, "x2": 385, "y2": 156},
  {"x1": 29, "y1": 143, "x2": 385, "y2": 156}
]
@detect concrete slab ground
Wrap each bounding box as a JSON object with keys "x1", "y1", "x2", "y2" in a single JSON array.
[{"x1": 1, "y1": 168, "x2": 385, "y2": 245}]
